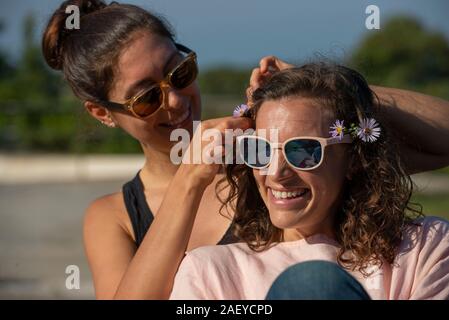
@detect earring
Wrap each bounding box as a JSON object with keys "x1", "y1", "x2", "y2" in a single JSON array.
[{"x1": 101, "y1": 118, "x2": 117, "y2": 128}]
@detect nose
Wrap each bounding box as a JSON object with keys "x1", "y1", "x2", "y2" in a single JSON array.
[
  {"x1": 161, "y1": 86, "x2": 189, "y2": 115},
  {"x1": 265, "y1": 148, "x2": 295, "y2": 180}
]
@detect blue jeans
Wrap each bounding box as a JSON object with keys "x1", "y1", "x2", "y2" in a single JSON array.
[{"x1": 266, "y1": 260, "x2": 371, "y2": 300}]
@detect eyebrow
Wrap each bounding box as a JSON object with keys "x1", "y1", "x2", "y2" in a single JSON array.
[{"x1": 123, "y1": 50, "x2": 180, "y2": 100}]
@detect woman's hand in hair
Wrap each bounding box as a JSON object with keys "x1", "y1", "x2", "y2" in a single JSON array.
[
  {"x1": 178, "y1": 116, "x2": 254, "y2": 188},
  {"x1": 246, "y1": 56, "x2": 294, "y2": 106}
]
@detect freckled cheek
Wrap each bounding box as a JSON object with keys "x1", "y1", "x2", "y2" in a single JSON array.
[
  {"x1": 311, "y1": 174, "x2": 345, "y2": 213},
  {"x1": 117, "y1": 115, "x2": 161, "y2": 141},
  {"x1": 315, "y1": 151, "x2": 348, "y2": 192},
  {"x1": 190, "y1": 80, "x2": 200, "y2": 93},
  {"x1": 306, "y1": 176, "x2": 323, "y2": 197},
  {"x1": 300, "y1": 172, "x2": 331, "y2": 205},
  {"x1": 187, "y1": 81, "x2": 200, "y2": 98},
  {"x1": 113, "y1": 113, "x2": 140, "y2": 131}
]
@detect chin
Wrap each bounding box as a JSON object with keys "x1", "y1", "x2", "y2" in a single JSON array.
[{"x1": 269, "y1": 209, "x2": 306, "y2": 229}]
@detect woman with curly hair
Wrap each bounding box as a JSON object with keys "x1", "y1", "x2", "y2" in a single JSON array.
[{"x1": 169, "y1": 64, "x2": 449, "y2": 300}]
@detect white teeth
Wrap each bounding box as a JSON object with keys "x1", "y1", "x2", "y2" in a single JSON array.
[
  {"x1": 167, "y1": 109, "x2": 190, "y2": 126},
  {"x1": 270, "y1": 188, "x2": 308, "y2": 200}
]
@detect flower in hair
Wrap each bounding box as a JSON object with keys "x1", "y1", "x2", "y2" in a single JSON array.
[
  {"x1": 233, "y1": 104, "x2": 250, "y2": 118},
  {"x1": 329, "y1": 118, "x2": 381, "y2": 143},
  {"x1": 356, "y1": 118, "x2": 381, "y2": 143},
  {"x1": 329, "y1": 120, "x2": 345, "y2": 140}
]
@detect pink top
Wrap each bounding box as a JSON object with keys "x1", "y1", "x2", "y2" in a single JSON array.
[{"x1": 170, "y1": 217, "x2": 449, "y2": 300}]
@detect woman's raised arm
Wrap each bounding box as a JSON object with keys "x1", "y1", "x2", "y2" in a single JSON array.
[
  {"x1": 371, "y1": 85, "x2": 449, "y2": 174},
  {"x1": 84, "y1": 117, "x2": 252, "y2": 299}
]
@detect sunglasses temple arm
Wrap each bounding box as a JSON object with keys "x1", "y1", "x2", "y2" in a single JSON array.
[
  {"x1": 175, "y1": 43, "x2": 192, "y2": 54},
  {"x1": 325, "y1": 135, "x2": 353, "y2": 146},
  {"x1": 97, "y1": 100, "x2": 127, "y2": 112}
]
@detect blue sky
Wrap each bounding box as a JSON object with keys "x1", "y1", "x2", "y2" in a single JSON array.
[{"x1": 0, "y1": 0, "x2": 448, "y2": 69}]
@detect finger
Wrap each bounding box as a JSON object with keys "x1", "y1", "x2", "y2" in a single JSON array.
[
  {"x1": 204, "y1": 116, "x2": 254, "y2": 131},
  {"x1": 259, "y1": 56, "x2": 278, "y2": 74},
  {"x1": 246, "y1": 86, "x2": 255, "y2": 105},
  {"x1": 259, "y1": 56, "x2": 294, "y2": 74},
  {"x1": 249, "y1": 67, "x2": 263, "y2": 89},
  {"x1": 203, "y1": 142, "x2": 223, "y2": 165},
  {"x1": 218, "y1": 117, "x2": 254, "y2": 131},
  {"x1": 247, "y1": 68, "x2": 264, "y2": 106},
  {"x1": 276, "y1": 58, "x2": 295, "y2": 70},
  {"x1": 212, "y1": 145, "x2": 224, "y2": 160}
]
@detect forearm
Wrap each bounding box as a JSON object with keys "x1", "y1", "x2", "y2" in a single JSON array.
[
  {"x1": 372, "y1": 85, "x2": 449, "y2": 173},
  {"x1": 113, "y1": 166, "x2": 208, "y2": 299}
]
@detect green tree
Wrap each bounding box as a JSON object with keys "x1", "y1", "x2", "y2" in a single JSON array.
[
  {"x1": 0, "y1": 14, "x2": 67, "y2": 151},
  {"x1": 350, "y1": 16, "x2": 449, "y2": 99},
  {"x1": 0, "y1": 14, "x2": 141, "y2": 153},
  {"x1": 0, "y1": 20, "x2": 13, "y2": 79},
  {"x1": 198, "y1": 67, "x2": 251, "y2": 97},
  {"x1": 198, "y1": 67, "x2": 251, "y2": 119},
  {"x1": 16, "y1": 14, "x2": 62, "y2": 101}
]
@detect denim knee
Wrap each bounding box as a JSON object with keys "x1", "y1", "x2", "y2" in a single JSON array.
[{"x1": 266, "y1": 260, "x2": 371, "y2": 300}]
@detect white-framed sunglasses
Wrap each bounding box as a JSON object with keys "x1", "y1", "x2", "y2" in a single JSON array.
[{"x1": 236, "y1": 134, "x2": 353, "y2": 171}]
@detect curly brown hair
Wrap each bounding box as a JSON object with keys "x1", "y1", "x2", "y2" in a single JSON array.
[{"x1": 217, "y1": 63, "x2": 423, "y2": 275}]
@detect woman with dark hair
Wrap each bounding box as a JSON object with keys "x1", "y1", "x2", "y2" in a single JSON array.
[
  {"x1": 42, "y1": 0, "x2": 449, "y2": 299},
  {"x1": 42, "y1": 0, "x2": 252, "y2": 299},
  {"x1": 170, "y1": 64, "x2": 449, "y2": 300}
]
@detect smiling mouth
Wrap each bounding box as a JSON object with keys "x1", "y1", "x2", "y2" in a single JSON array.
[
  {"x1": 270, "y1": 188, "x2": 310, "y2": 200},
  {"x1": 160, "y1": 106, "x2": 192, "y2": 128}
]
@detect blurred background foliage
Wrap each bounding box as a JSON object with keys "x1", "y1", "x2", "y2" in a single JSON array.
[
  {"x1": 350, "y1": 16, "x2": 449, "y2": 98},
  {"x1": 0, "y1": 15, "x2": 448, "y2": 154}
]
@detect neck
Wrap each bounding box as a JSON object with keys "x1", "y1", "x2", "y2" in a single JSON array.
[
  {"x1": 140, "y1": 142, "x2": 180, "y2": 190},
  {"x1": 283, "y1": 212, "x2": 337, "y2": 242}
]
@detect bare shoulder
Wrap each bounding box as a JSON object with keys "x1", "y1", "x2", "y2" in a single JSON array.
[
  {"x1": 84, "y1": 192, "x2": 135, "y2": 242},
  {"x1": 83, "y1": 192, "x2": 137, "y2": 298}
]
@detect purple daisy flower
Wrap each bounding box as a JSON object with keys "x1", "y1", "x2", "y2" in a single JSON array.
[
  {"x1": 356, "y1": 118, "x2": 381, "y2": 142},
  {"x1": 329, "y1": 120, "x2": 345, "y2": 140},
  {"x1": 233, "y1": 104, "x2": 250, "y2": 118}
]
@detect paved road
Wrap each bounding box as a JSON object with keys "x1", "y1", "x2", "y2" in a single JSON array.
[{"x1": 0, "y1": 180, "x2": 127, "y2": 299}]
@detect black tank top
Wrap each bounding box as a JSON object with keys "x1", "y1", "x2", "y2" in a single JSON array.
[{"x1": 122, "y1": 172, "x2": 238, "y2": 247}]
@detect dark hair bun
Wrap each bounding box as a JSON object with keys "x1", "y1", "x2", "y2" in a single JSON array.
[{"x1": 42, "y1": 0, "x2": 107, "y2": 70}]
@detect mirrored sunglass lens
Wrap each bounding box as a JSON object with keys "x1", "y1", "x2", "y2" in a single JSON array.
[
  {"x1": 285, "y1": 139, "x2": 322, "y2": 169},
  {"x1": 133, "y1": 87, "x2": 163, "y2": 117},
  {"x1": 171, "y1": 57, "x2": 197, "y2": 89},
  {"x1": 239, "y1": 137, "x2": 271, "y2": 168}
]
